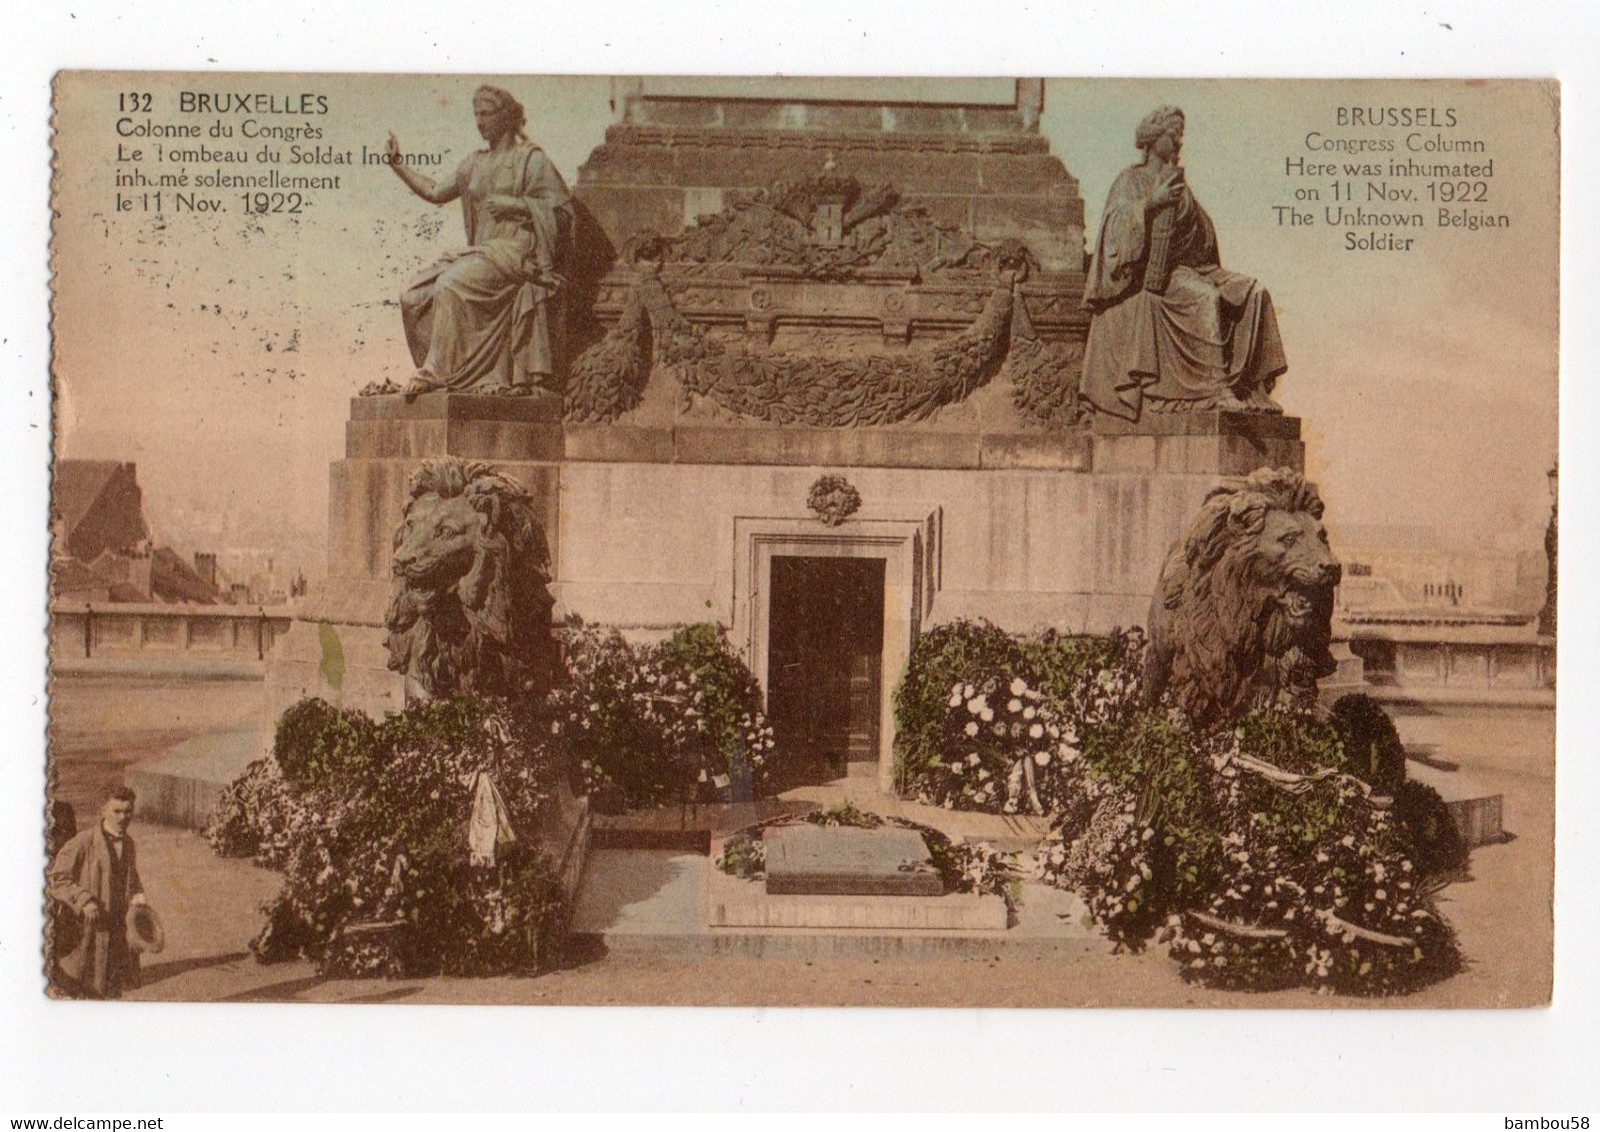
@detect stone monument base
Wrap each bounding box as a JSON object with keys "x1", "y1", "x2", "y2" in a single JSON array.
[
  {"x1": 763, "y1": 826, "x2": 943, "y2": 896},
  {"x1": 709, "y1": 874, "x2": 1007, "y2": 932},
  {"x1": 269, "y1": 391, "x2": 1310, "y2": 792}
]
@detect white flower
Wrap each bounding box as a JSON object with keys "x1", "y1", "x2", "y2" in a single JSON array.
[
  {"x1": 966, "y1": 753, "x2": 981, "y2": 767},
  {"x1": 1023, "y1": 706, "x2": 1037, "y2": 720},
  {"x1": 948, "y1": 691, "x2": 963, "y2": 708},
  {"x1": 1033, "y1": 751, "x2": 1049, "y2": 766},
  {"x1": 980, "y1": 708, "x2": 995, "y2": 723},
  {"x1": 1010, "y1": 677, "x2": 1027, "y2": 696},
  {"x1": 1008, "y1": 698, "x2": 1023, "y2": 713},
  {"x1": 964, "y1": 721, "x2": 979, "y2": 737},
  {"x1": 1028, "y1": 723, "x2": 1044, "y2": 739}
]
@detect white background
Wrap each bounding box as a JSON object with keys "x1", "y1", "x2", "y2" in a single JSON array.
[{"x1": 2, "y1": 0, "x2": 1596, "y2": 1114}]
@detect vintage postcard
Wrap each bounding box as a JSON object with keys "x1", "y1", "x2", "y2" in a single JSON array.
[{"x1": 46, "y1": 73, "x2": 1557, "y2": 1007}]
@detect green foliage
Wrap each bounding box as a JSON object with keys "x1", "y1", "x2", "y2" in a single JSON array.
[
  {"x1": 399, "y1": 847, "x2": 568, "y2": 978},
  {"x1": 553, "y1": 630, "x2": 666, "y2": 805},
  {"x1": 811, "y1": 801, "x2": 880, "y2": 828},
  {"x1": 1330, "y1": 694, "x2": 1409, "y2": 795},
  {"x1": 553, "y1": 624, "x2": 773, "y2": 809},
  {"x1": 895, "y1": 620, "x2": 1027, "y2": 792},
  {"x1": 657, "y1": 623, "x2": 769, "y2": 771},
  {"x1": 1234, "y1": 712, "x2": 1352, "y2": 851},
  {"x1": 215, "y1": 695, "x2": 569, "y2": 979},
  {"x1": 1080, "y1": 711, "x2": 1222, "y2": 917},
  {"x1": 1393, "y1": 779, "x2": 1468, "y2": 878},
  {"x1": 272, "y1": 697, "x2": 379, "y2": 791},
  {"x1": 893, "y1": 620, "x2": 1138, "y2": 810},
  {"x1": 208, "y1": 756, "x2": 290, "y2": 860},
  {"x1": 1235, "y1": 709, "x2": 1347, "y2": 777},
  {"x1": 1022, "y1": 630, "x2": 1122, "y2": 709},
  {"x1": 1037, "y1": 700, "x2": 1464, "y2": 995},
  {"x1": 715, "y1": 833, "x2": 766, "y2": 880}
]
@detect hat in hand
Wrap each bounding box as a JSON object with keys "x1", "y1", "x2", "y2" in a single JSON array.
[{"x1": 125, "y1": 904, "x2": 166, "y2": 955}]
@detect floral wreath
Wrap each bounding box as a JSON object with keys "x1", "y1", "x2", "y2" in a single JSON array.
[{"x1": 806, "y1": 474, "x2": 862, "y2": 526}]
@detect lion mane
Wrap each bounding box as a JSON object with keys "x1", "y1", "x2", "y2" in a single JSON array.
[
  {"x1": 1142, "y1": 467, "x2": 1343, "y2": 730},
  {"x1": 384, "y1": 457, "x2": 557, "y2": 699}
]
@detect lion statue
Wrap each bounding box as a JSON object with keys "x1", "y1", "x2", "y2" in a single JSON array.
[
  {"x1": 1142, "y1": 467, "x2": 1342, "y2": 729},
  {"x1": 384, "y1": 457, "x2": 558, "y2": 699}
]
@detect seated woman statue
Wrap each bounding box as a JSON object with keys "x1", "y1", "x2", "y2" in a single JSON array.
[
  {"x1": 387, "y1": 85, "x2": 573, "y2": 399},
  {"x1": 1080, "y1": 105, "x2": 1287, "y2": 421}
]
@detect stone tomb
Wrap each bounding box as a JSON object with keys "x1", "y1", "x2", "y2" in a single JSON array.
[
  {"x1": 763, "y1": 825, "x2": 943, "y2": 897},
  {"x1": 268, "y1": 78, "x2": 1308, "y2": 796}
]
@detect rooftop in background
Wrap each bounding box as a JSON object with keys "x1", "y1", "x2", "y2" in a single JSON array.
[{"x1": 51, "y1": 459, "x2": 150, "y2": 563}]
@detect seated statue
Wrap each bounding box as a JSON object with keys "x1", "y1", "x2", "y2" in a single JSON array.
[
  {"x1": 1081, "y1": 105, "x2": 1287, "y2": 421},
  {"x1": 387, "y1": 85, "x2": 573, "y2": 399}
]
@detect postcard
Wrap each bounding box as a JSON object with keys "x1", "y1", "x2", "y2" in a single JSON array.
[{"x1": 46, "y1": 73, "x2": 1557, "y2": 1007}]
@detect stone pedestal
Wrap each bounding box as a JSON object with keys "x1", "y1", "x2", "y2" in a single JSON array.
[
  {"x1": 1090, "y1": 410, "x2": 1304, "y2": 476},
  {"x1": 271, "y1": 391, "x2": 1306, "y2": 790},
  {"x1": 763, "y1": 826, "x2": 943, "y2": 896},
  {"x1": 578, "y1": 86, "x2": 1086, "y2": 275},
  {"x1": 268, "y1": 392, "x2": 566, "y2": 718}
]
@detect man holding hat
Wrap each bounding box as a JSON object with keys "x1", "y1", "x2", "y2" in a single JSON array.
[{"x1": 47, "y1": 785, "x2": 159, "y2": 998}]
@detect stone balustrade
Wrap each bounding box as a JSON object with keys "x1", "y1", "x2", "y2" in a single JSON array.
[{"x1": 50, "y1": 601, "x2": 293, "y2": 675}]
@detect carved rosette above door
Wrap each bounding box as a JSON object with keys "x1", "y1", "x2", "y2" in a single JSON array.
[{"x1": 807, "y1": 474, "x2": 862, "y2": 527}]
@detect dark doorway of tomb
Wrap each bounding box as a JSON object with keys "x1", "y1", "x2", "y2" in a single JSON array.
[{"x1": 766, "y1": 555, "x2": 885, "y2": 787}]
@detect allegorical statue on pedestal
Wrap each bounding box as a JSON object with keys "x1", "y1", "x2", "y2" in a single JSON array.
[
  {"x1": 1081, "y1": 106, "x2": 1288, "y2": 421},
  {"x1": 386, "y1": 85, "x2": 574, "y2": 399}
]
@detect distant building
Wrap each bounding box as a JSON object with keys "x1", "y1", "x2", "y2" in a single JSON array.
[
  {"x1": 49, "y1": 556, "x2": 113, "y2": 604},
  {"x1": 213, "y1": 554, "x2": 293, "y2": 606},
  {"x1": 1333, "y1": 533, "x2": 1545, "y2": 622},
  {"x1": 50, "y1": 460, "x2": 222, "y2": 605},
  {"x1": 52, "y1": 461, "x2": 149, "y2": 563}
]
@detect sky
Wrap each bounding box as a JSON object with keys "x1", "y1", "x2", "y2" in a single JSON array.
[{"x1": 51, "y1": 75, "x2": 1558, "y2": 569}]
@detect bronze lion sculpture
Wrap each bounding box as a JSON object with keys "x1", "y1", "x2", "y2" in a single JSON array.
[
  {"x1": 384, "y1": 457, "x2": 557, "y2": 699},
  {"x1": 1142, "y1": 467, "x2": 1342, "y2": 729}
]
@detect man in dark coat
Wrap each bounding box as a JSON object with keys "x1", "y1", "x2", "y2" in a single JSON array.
[{"x1": 47, "y1": 785, "x2": 147, "y2": 998}]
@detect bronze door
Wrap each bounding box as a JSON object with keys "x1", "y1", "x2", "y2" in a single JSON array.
[{"x1": 767, "y1": 556, "x2": 886, "y2": 782}]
